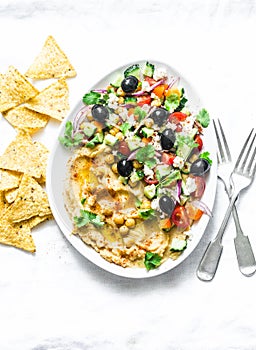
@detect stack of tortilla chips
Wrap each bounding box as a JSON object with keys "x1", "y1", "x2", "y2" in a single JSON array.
[{"x1": 0, "y1": 35, "x2": 76, "y2": 252}]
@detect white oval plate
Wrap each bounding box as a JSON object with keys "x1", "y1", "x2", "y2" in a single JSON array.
[{"x1": 46, "y1": 60, "x2": 217, "y2": 279}]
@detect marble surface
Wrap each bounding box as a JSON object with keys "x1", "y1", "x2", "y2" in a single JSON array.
[{"x1": 0, "y1": 1, "x2": 256, "y2": 349}]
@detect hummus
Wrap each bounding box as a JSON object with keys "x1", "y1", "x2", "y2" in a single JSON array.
[{"x1": 65, "y1": 144, "x2": 184, "y2": 268}]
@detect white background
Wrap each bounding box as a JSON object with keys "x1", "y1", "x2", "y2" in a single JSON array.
[{"x1": 0, "y1": 1, "x2": 256, "y2": 349}]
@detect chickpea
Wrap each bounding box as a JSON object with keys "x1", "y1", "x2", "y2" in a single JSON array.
[
  {"x1": 119, "y1": 225, "x2": 129, "y2": 235},
  {"x1": 133, "y1": 160, "x2": 143, "y2": 169},
  {"x1": 86, "y1": 114, "x2": 94, "y2": 121},
  {"x1": 125, "y1": 218, "x2": 136, "y2": 228},
  {"x1": 105, "y1": 154, "x2": 115, "y2": 165},
  {"x1": 115, "y1": 132, "x2": 124, "y2": 141},
  {"x1": 109, "y1": 127, "x2": 119, "y2": 136},
  {"x1": 111, "y1": 163, "x2": 118, "y2": 174},
  {"x1": 113, "y1": 214, "x2": 124, "y2": 225},
  {"x1": 118, "y1": 97, "x2": 124, "y2": 104},
  {"x1": 151, "y1": 99, "x2": 161, "y2": 107},
  {"x1": 141, "y1": 199, "x2": 151, "y2": 209},
  {"x1": 103, "y1": 207, "x2": 113, "y2": 216},
  {"x1": 116, "y1": 87, "x2": 125, "y2": 96},
  {"x1": 128, "y1": 179, "x2": 138, "y2": 188},
  {"x1": 144, "y1": 118, "x2": 154, "y2": 128}
]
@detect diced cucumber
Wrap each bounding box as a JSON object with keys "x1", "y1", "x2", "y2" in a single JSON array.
[
  {"x1": 124, "y1": 64, "x2": 141, "y2": 79},
  {"x1": 170, "y1": 237, "x2": 187, "y2": 252},
  {"x1": 124, "y1": 96, "x2": 137, "y2": 104},
  {"x1": 144, "y1": 184, "x2": 156, "y2": 199},
  {"x1": 104, "y1": 134, "x2": 118, "y2": 146},
  {"x1": 127, "y1": 135, "x2": 141, "y2": 151},
  {"x1": 110, "y1": 74, "x2": 123, "y2": 88},
  {"x1": 130, "y1": 170, "x2": 144, "y2": 183},
  {"x1": 82, "y1": 122, "x2": 97, "y2": 138},
  {"x1": 181, "y1": 162, "x2": 191, "y2": 174},
  {"x1": 142, "y1": 62, "x2": 155, "y2": 77},
  {"x1": 142, "y1": 127, "x2": 154, "y2": 138}
]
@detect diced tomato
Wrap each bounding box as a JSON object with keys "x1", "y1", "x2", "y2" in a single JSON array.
[
  {"x1": 144, "y1": 176, "x2": 159, "y2": 185},
  {"x1": 190, "y1": 175, "x2": 206, "y2": 199},
  {"x1": 169, "y1": 112, "x2": 187, "y2": 122},
  {"x1": 194, "y1": 135, "x2": 203, "y2": 151},
  {"x1": 144, "y1": 76, "x2": 157, "y2": 86},
  {"x1": 118, "y1": 141, "x2": 130, "y2": 156},
  {"x1": 141, "y1": 137, "x2": 152, "y2": 144},
  {"x1": 137, "y1": 95, "x2": 151, "y2": 106},
  {"x1": 185, "y1": 202, "x2": 204, "y2": 221},
  {"x1": 161, "y1": 152, "x2": 176, "y2": 165},
  {"x1": 159, "y1": 218, "x2": 172, "y2": 231},
  {"x1": 171, "y1": 206, "x2": 190, "y2": 229}
]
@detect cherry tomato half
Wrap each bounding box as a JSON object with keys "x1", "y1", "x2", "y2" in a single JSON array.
[
  {"x1": 169, "y1": 112, "x2": 187, "y2": 122},
  {"x1": 137, "y1": 95, "x2": 151, "y2": 106},
  {"x1": 161, "y1": 152, "x2": 176, "y2": 165},
  {"x1": 171, "y1": 206, "x2": 190, "y2": 229},
  {"x1": 144, "y1": 76, "x2": 157, "y2": 86},
  {"x1": 194, "y1": 135, "x2": 203, "y2": 151},
  {"x1": 144, "y1": 176, "x2": 159, "y2": 185}
]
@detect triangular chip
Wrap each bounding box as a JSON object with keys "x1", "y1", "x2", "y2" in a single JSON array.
[
  {"x1": 0, "y1": 191, "x2": 9, "y2": 211},
  {"x1": 5, "y1": 187, "x2": 19, "y2": 203},
  {"x1": 0, "y1": 216, "x2": 35, "y2": 253},
  {"x1": 25, "y1": 35, "x2": 77, "y2": 79},
  {"x1": 0, "y1": 169, "x2": 21, "y2": 191},
  {"x1": 5, "y1": 174, "x2": 52, "y2": 223},
  {"x1": 3, "y1": 106, "x2": 49, "y2": 133},
  {"x1": 23, "y1": 214, "x2": 54, "y2": 229},
  {"x1": 0, "y1": 66, "x2": 38, "y2": 112},
  {"x1": 24, "y1": 79, "x2": 69, "y2": 121},
  {"x1": 0, "y1": 130, "x2": 49, "y2": 179}
]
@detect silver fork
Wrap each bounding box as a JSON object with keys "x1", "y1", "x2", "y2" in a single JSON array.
[
  {"x1": 213, "y1": 120, "x2": 256, "y2": 276},
  {"x1": 197, "y1": 127, "x2": 256, "y2": 281}
]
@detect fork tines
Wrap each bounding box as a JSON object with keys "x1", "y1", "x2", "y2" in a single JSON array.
[
  {"x1": 234, "y1": 129, "x2": 256, "y2": 177},
  {"x1": 213, "y1": 119, "x2": 232, "y2": 164}
]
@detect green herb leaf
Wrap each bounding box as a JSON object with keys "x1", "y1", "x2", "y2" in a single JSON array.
[
  {"x1": 199, "y1": 151, "x2": 212, "y2": 165},
  {"x1": 74, "y1": 209, "x2": 104, "y2": 228},
  {"x1": 164, "y1": 93, "x2": 180, "y2": 112},
  {"x1": 145, "y1": 158, "x2": 157, "y2": 169},
  {"x1": 159, "y1": 170, "x2": 181, "y2": 187},
  {"x1": 138, "y1": 209, "x2": 156, "y2": 220},
  {"x1": 86, "y1": 132, "x2": 104, "y2": 148},
  {"x1": 195, "y1": 108, "x2": 210, "y2": 128},
  {"x1": 144, "y1": 252, "x2": 162, "y2": 270},
  {"x1": 81, "y1": 198, "x2": 86, "y2": 205},
  {"x1": 175, "y1": 134, "x2": 199, "y2": 149},
  {"x1": 59, "y1": 121, "x2": 84, "y2": 148},
  {"x1": 134, "y1": 106, "x2": 147, "y2": 122},
  {"x1": 136, "y1": 144, "x2": 155, "y2": 163},
  {"x1": 120, "y1": 122, "x2": 132, "y2": 135},
  {"x1": 83, "y1": 91, "x2": 101, "y2": 105}
]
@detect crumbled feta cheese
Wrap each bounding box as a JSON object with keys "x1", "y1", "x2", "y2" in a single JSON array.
[
  {"x1": 141, "y1": 104, "x2": 151, "y2": 113},
  {"x1": 127, "y1": 114, "x2": 136, "y2": 126},
  {"x1": 165, "y1": 121, "x2": 177, "y2": 131},
  {"x1": 118, "y1": 108, "x2": 129, "y2": 121},
  {"x1": 151, "y1": 132, "x2": 161, "y2": 150},
  {"x1": 180, "y1": 115, "x2": 196, "y2": 135},
  {"x1": 108, "y1": 93, "x2": 119, "y2": 104},
  {"x1": 151, "y1": 198, "x2": 160, "y2": 211},
  {"x1": 143, "y1": 164, "x2": 154, "y2": 179},
  {"x1": 183, "y1": 177, "x2": 197, "y2": 195},
  {"x1": 173, "y1": 156, "x2": 185, "y2": 169},
  {"x1": 153, "y1": 67, "x2": 167, "y2": 81},
  {"x1": 141, "y1": 81, "x2": 151, "y2": 92}
]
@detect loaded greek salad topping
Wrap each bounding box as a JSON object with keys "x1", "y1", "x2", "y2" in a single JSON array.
[{"x1": 60, "y1": 61, "x2": 212, "y2": 270}]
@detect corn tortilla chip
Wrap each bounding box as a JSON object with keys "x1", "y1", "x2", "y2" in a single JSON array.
[
  {"x1": 24, "y1": 79, "x2": 69, "y2": 121},
  {"x1": 0, "y1": 215, "x2": 36, "y2": 253},
  {"x1": 5, "y1": 187, "x2": 19, "y2": 203},
  {"x1": 5, "y1": 174, "x2": 52, "y2": 223},
  {"x1": 0, "y1": 169, "x2": 21, "y2": 191},
  {"x1": 0, "y1": 130, "x2": 49, "y2": 179},
  {"x1": 23, "y1": 214, "x2": 54, "y2": 229},
  {"x1": 0, "y1": 66, "x2": 38, "y2": 112},
  {"x1": 0, "y1": 191, "x2": 9, "y2": 211},
  {"x1": 25, "y1": 35, "x2": 76, "y2": 79},
  {"x1": 3, "y1": 106, "x2": 49, "y2": 133}
]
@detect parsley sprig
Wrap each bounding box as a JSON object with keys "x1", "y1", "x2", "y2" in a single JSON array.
[
  {"x1": 144, "y1": 252, "x2": 162, "y2": 270},
  {"x1": 135, "y1": 144, "x2": 157, "y2": 168},
  {"x1": 59, "y1": 121, "x2": 84, "y2": 148},
  {"x1": 74, "y1": 209, "x2": 104, "y2": 228}
]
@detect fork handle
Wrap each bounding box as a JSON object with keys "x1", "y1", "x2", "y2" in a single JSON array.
[
  {"x1": 233, "y1": 205, "x2": 256, "y2": 276},
  {"x1": 196, "y1": 239, "x2": 223, "y2": 281}
]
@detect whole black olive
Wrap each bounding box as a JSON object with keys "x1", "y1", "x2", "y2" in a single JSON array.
[
  {"x1": 117, "y1": 158, "x2": 134, "y2": 177},
  {"x1": 91, "y1": 104, "x2": 109, "y2": 124},
  {"x1": 159, "y1": 195, "x2": 175, "y2": 216},
  {"x1": 121, "y1": 76, "x2": 138, "y2": 93},
  {"x1": 190, "y1": 158, "x2": 210, "y2": 176},
  {"x1": 150, "y1": 107, "x2": 169, "y2": 126},
  {"x1": 160, "y1": 129, "x2": 176, "y2": 150}
]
